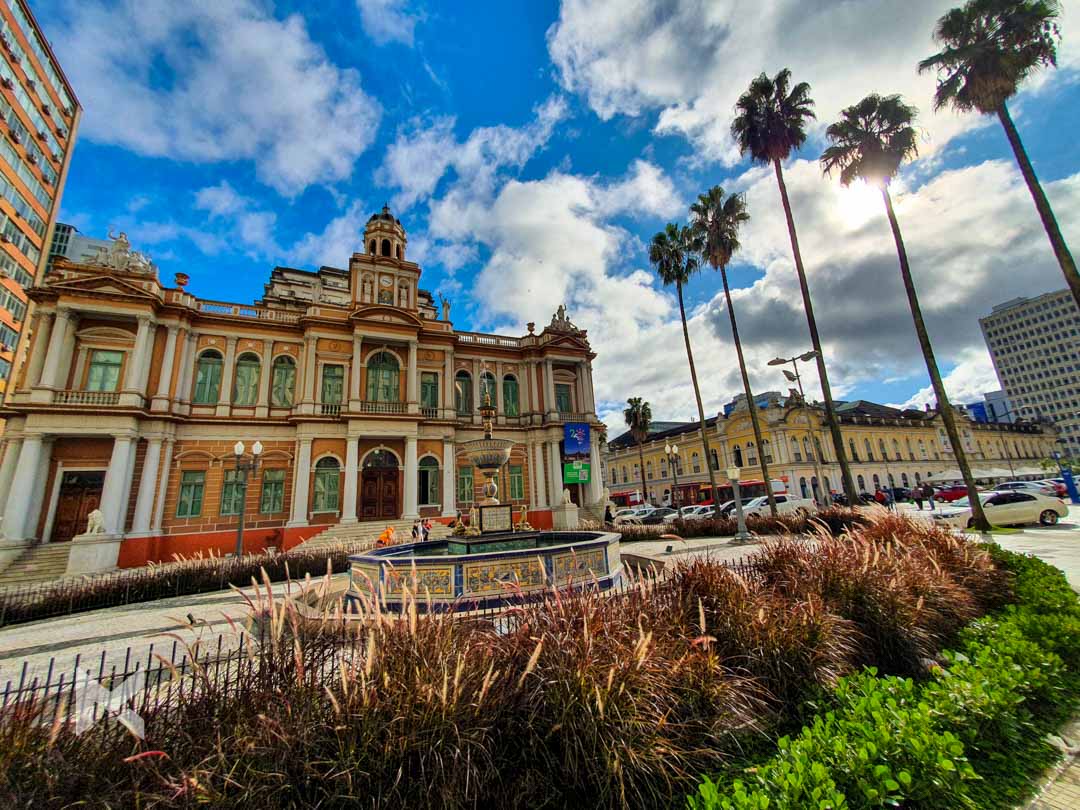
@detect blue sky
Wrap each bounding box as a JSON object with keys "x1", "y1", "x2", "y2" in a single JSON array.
[{"x1": 33, "y1": 0, "x2": 1080, "y2": 433}]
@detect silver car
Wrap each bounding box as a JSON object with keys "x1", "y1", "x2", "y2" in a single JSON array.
[{"x1": 932, "y1": 490, "x2": 1068, "y2": 529}]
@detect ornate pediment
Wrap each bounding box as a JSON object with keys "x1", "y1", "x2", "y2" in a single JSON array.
[
  {"x1": 350, "y1": 304, "x2": 423, "y2": 328},
  {"x1": 46, "y1": 272, "x2": 162, "y2": 302}
]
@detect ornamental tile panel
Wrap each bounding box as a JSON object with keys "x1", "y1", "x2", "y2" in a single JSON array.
[
  {"x1": 553, "y1": 548, "x2": 606, "y2": 582},
  {"x1": 464, "y1": 558, "x2": 545, "y2": 594},
  {"x1": 383, "y1": 565, "x2": 454, "y2": 596}
]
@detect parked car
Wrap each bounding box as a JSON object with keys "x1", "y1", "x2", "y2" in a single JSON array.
[
  {"x1": 996, "y1": 480, "x2": 1058, "y2": 497},
  {"x1": 613, "y1": 508, "x2": 637, "y2": 519},
  {"x1": 717, "y1": 498, "x2": 755, "y2": 516},
  {"x1": 889, "y1": 486, "x2": 912, "y2": 502},
  {"x1": 931, "y1": 490, "x2": 1067, "y2": 529},
  {"x1": 678, "y1": 505, "x2": 711, "y2": 519},
  {"x1": 1036, "y1": 479, "x2": 1068, "y2": 498},
  {"x1": 933, "y1": 484, "x2": 972, "y2": 503},
  {"x1": 640, "y1": 507, "x2": 678, "y2": 525},
  {"x1": 741, "y1": 494, "x2": 815, "y2": 518},
  {"x1": 613, "y1": 512, "x2": 643, "y2": 526}
]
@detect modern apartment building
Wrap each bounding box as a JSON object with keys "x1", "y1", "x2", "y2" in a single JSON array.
[
  {"x1": 980, "y1": 289, "x2": 1080, "y2": 455},
  {"x1": 0, "y1": 0, "x2": 80, "y2": 397},
  {"x1": 48, "y1": 222, "x2": 108, "y2": 270}
]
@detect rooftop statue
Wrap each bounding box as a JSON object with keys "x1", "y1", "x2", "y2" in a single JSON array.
[
  {"x1": 548, "y1": 303, "x2": 582, "y2": 334},
  {"x1": 88, "y1": 229, "x2": 157, "y2": 276}
]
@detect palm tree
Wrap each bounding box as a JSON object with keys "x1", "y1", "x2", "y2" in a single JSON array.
[
  {"x1": 919, "y1": 0, "x2": 1077, "y2": 309},
  {"x1": 820, "y1": 93, "x2": 991, "y2": 530},
  {"x1": 648, "y1": 223, "x2": 727, "y2": 512},
  {"x1": 689, "y1": 186, "x2": 778, "y2": 516},
  {"x1": 732, "y1": 69, "x2": 859, "y2": 506},
  {"x1": 623, "y1": 397, "x2": 652, "y2": 505}
]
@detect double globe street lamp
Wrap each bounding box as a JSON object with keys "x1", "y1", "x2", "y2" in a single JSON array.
[
  {"x1": 769, "y1": 350, "x2": 827, "y2": 507},
  {"x1": 664, "y1": 442, "x2": 680, "y2": 509},
  {"x1": 232, "y1": 440, "x2": 263, "y2": 557}
]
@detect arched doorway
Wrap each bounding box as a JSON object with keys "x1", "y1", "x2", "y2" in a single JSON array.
[{"x1": 361, "y1": 449, "x2": 400, "y2": 520}]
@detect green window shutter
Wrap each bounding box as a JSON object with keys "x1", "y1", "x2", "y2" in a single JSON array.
[
  {"x1": 270, "y1": 357, "x2": 296, "y2": 407},
  {"x1": 86, "y1": 349, "x2": 123, "y2": 392},
  {"x1": 503, "y1": 378, "x2": 519, "y2": 416},
  {"x1": 193, "y1": 354, "x2": 223, "y2": 404},
  {"x1": 220, "y1": 470, "x2": 244, "y2": 516},
  {"x1": 555, "y1": 383, "x2": 571, "y2": 413},
  {"x1": 322, "y1": 365, "x2": 344, "y2": 405},
  {"x1": 313, "y1": 464, "x2": 341, "y2": 512},
  {"x1": 260, "y1": 469, "x2": 285, "y2": 514},
  {"x1": 232, "y1": 356, "x2": 260, "y2": 406},
  {"x1": 421, "y1": 372, "x2": 439, "y2": 408},
  {"x1": 455, "y1": 374, "x2": 472, "y2": 414},
  {"x1": 509, "y1": 464, "x2": 524, "y2": 500},
  {"x1": 176, "y1": 471, "x2": 205, "y2": 518},
  {"x1": 456, "y1": 466, "x2": 473, "y2": 503}
]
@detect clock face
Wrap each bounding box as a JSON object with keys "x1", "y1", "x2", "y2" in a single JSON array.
[{"x1": 379, "y1": 276, "x2": 392, "y2": 287}]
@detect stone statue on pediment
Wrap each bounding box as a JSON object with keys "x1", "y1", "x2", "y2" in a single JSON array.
[
  {"x1": 88, "y1": 229, "x2": 158, "y2": 277},
  {"x1": 439, "y1": 294, "x2": 451, "y2": 321},
  {"x1": 548, "y1": 303, "x2": 581, "y2": 334}
]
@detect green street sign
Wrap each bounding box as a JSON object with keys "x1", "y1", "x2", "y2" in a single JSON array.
[{"x1": 563, "y1": 461, "x2": 591, "y2": 484}]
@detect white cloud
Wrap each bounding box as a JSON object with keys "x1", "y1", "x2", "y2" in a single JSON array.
[
  {"x1": 356, "y1": 0, "x2": 420, "y2": 46},
  {"x1": 547, "y1": 0, "x2": 1079, "y2": 164},
  {"x1": 892, "y1": 349, "x2": 1000, "y2": 410},
  {"x1": 375, "y1": 96, "x2": 569, "y2": 210},
  {"x1": 194, "y1": 181, "x2": 280, "y2": 254},
  {"x1": 289, "y1": 201, "x2": 371, "y2": 269},
  {"x1": 53, "y1": 0, "x2": 381, "y2": 195}
]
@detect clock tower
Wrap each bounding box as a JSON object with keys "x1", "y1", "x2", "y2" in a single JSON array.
[{"x1": 350, "y1": 205, "x2": 419, "y2": 310}]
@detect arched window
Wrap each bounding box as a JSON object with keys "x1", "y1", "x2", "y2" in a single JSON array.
[
  {"x1": 878, "y1": 438, "x2": 887, "y2": 460},
  {"x1": 892, "y1": 439, "x2": 901, "y2": 461},
  {"x1": 691, "y1": 453, "x2": 701, "y2": 473},
  {"x1": 732, "y1": 446, "x2": 743, "y2": 467},
  {"x1": 906, "y1": 438, "x2": 914, "y2": 460},
  {"x1": 872, "y1": 473, "x2": 881, "y2": 489},
  {"x1": 313, "y1": 457, "x2": 341, "y2": 513},
  {"x1": 746, "y1": 442, "x2": 758, "y2": 464},
  {"x1": 270, "y1": 356, "x2": 296, "y2": 407},
  {"x1": 232, "y1": 352, "x2": 260, "y2": 406},
  {"x1": 381, "y1": 238, "x2": 391, "y2": 256},
  {"x1": 709, "y1": 449, "x2": 719, "y2": 471},
  {"x1": 633, "y1": 463, "x2": 639, "y2": 481},
  {"x1": 396, "y1": 245, "x2": 402, "y2": 260},
  {"x1": 646, "y1": 461, "x2": 653, "y2": 480},
  {"x1": 455, "y1": 370, "x2": 472, "y2": 414},
  {"x1": 792, "y1": 437, "x2": 802, "y2": 462},
  {"x1": 864, "y1": 438, "x2": 874, "y2": 460},
  {"x1": 811, "y1": 476, "x2": 820, "y2": 499},
  {"x1": 502, "y1": 375, "x2": 519, "y2": 416},
  {"x1": 803, "y1": 437, "x2": 813, "y2": 460},
  {"x1": 418, "y1": 456, "x2": 439, "y2": 506},
  {"x1": 480, "y1": 371, "x2": 497, "y2": 406},
  {"x1": 364, "y1": 449, "x2": 398, "y2": 469},
  {"x1": 915, "y1": 472, "x2": 921, "y2": 484},
  {"x1": 901, "y1": 472, "x2": 909, "y2": 487},
  {"x1": 366, "y1": 351, "x2": 400, "y2": 402},
  {"x1": 621, "y1": 465, "x2": 628, "y2": 483},
  {"x1": 193, "y1": 350, "x2": 223, "y2": 404},
  {"x1": 824, "y1": 476, "x2": 831, "y2": 494},
  {"x1": 918, "y1": 439, "x2": 927, "y2": 460},
  {"x1": 368, "y1": 239, "x2": 376, "y2": 254},
  {"x1": 848, "y1": 439, "x2": 859, "y2": 461},
  {"x1": 322, "y1": 364, "x2": 344, "y2": 405},
  {"x1": 799, "y1": 477, "x2": 808, "y2": 498},
  {"x1": 887, "y1": 473, "x2": 895, "y2": 487},
  {"x1": 659, "y1": 457, "x2": 668, "y2": 478},
  {"x1": 857, "y1": 474, "x2": 866, "y2": 491}
]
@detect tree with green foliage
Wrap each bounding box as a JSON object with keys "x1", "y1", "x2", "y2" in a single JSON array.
[
  {"x1": 623, "y1": 397, "x2": 652, "y2": 504},
  {"x1": 732, "y1": 68, "x2": 858, "y2": 506},
  {"x1": 690, "y1": 185, "x2": 777, "y2": 516},
  {"x1": 919, "y1": 0, "x2": 1077, "y2": 309},
  {"x1": 820, "y1": 93, "x2": 991, "y2": 531}
]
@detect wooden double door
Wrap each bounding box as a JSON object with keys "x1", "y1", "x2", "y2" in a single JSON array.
[
  {"x1": 360, "y1": 466, "x2": 400, "y2": 520},
  {"x1": 51, "y1": 471, "x2": 105, "y2": 543}
]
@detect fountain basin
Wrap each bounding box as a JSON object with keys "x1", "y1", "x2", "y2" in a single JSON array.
[{"x1": 346, "y1": 530, "x2": 623, "y2": 613}]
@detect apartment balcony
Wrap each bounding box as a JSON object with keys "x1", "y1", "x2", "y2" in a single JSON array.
[
  {"x1": 354, "y1": 401, "x2": 407, "y2": 415},
  {"x1": 320, "y1": 403, "x2": 342, "y2": 417}
]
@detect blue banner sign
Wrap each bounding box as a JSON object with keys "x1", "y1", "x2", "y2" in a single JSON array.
[{"x1": 564, "y1": 423, "x2": 590, "y2": 456}]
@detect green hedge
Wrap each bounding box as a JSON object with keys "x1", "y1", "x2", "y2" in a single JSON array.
[{"x1": 688, "y1": 546, "x2": 1080, "y2": 810}]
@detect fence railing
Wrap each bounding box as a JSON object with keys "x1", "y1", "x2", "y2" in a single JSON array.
[
  {"x1": 53, "y1": 389, "x2": 120, "y2": 406},
  {"x1": 355, "y1": 401, "x2": 406, "y2": 415}
]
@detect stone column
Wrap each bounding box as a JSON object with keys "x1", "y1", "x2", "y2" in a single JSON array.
[
  {"x1": 406, "y1": 340, "x2": 418, "y2": 414},
  {"x1": 532, "y1": 442, "x2": 548, "y2": 508},
  {"x1": 587, "y1": 434, "x2": 603, "y2": 505},
  {"x1": 301, "y1": 335, "x2": 317, "y2": 412},
  {"x1": 349, "y1": 333, "x2": 363, "y2": 407},
  {"x1": 151, "y1": 326, "x2": 180, "y2": 411},
  {"x1": 548, "y1": 441, "x2": 563, "y2": 506},
  {"x1": 37, "y1": 308, "x2": 72, "y2": 390},
  {"x1": 583, "y1": 361, "x2": 597, "y2": 415},
  {"x1": 288, "y1": 438, "x2": 312, "y2": 526},
  {"x1": 135, "y1": 320, "x2": 156, "y2": 396},
  {"x1": 98, "y1": 435, "x2": 134, "y2": 536},
  {"x1": 472, "y1": 358, "x2": 481, "y2": 424},
  {"x1": 403, "y1": 435, "x2": 419, "y2": 519},
  {"x1": 0, "y1": 438, "x2": 21, "y2": 520},
  {"x1": 123, "y1": 316, "x2": 153, "y2": 393},
  {"x1": 256, "y1": 339, "x2": 273, "y2": 417},
  {"x1": 3, "y1": 435, "x2": 42, "y2": 540},
  {"x1": 151, "y1": 439, "x2": 174, "y2": 533},
  {"x1": 24, "y1": 310, "x2": 52, "y2": 389},
  {"x1": 544, "y1": 359, "x2": 557, "y2": 418},
  {"x1": 176, "y1": 331, "x2": 198, "y2": 412},
  {"x1": 117, "y1": 439, "x2": 138, "y2": 534},
  {"x1": 443, "y1": 349, "x2": 454, "y2": 417},
  {"x1": 341, "y1": 437, "x2": 359, "y2": 523},
  {"x1": 442, "y1": 440, "x2": 456, "y2": 517},
  {"x1": 216, "y1": 336, "x2": 237, "y2": 416},
  {"x1": 495, "y1": 360, "x2": 504, "y2": 424},
  {"x1": 131, "y1": 437, "x2": 163, "y2": 534}
]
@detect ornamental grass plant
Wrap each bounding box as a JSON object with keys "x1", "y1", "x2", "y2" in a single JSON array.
[{"x1": 0, "y1": 513, "x2": 1044, "y2": 809}]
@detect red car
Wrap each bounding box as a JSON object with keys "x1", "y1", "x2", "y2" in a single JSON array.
[{"x1": 934, "y1": 484, "x2": 972, "y2": 503}]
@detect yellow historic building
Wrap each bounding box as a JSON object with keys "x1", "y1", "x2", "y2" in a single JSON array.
[
  {"x1": 0, "y1": 207, "x2": 603, "y2": 574},
  {"x1": 603, "y1": 393, "x2": 1057, "y2": 506}
]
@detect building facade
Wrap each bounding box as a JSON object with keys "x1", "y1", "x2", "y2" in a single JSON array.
[
  {"x1": 603, "y1": 395, "x2": 1057, "y2": 507},
  {"x1": 980, "y1": 290, "x2": 1080, "y2": 456},
  {"x1": 0, "y1": 209, "x2": 603, "y2": 572},
  {"x1": 47, "y1": 222, "x2": 109, "y2": 272},
  {"x1": 0, "y1": 0, "x2": 80, "y2": 397}
]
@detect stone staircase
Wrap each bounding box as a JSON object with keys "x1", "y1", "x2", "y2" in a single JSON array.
[
  {"x1": 299, "y1": 518, "x2": 453, "y2": 550},
  {"x1": 0, "y1": 543, "x2": 72, "y2": 587}
]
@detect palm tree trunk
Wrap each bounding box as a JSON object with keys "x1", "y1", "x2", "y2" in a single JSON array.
[
  {"x1": 719, "y1": 267, "x2": 779, "y2": 516},
  {"x1": 774, "y1": 158, "x2": 858, "y2": 507},
  {"x1": 675, "y1": 279, "x2": 729, "y2": 514},
  {"x1": 998, "y1": 102, "x2": 1080, "y2": 310},
  {"x1": 881, "y1": 186, "x2": 990, "y2": 531}
]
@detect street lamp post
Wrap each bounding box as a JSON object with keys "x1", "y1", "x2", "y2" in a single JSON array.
[
  {"x1": 665, "y1": 443, "x2": 680, "y2": 510},
  {"x1": 727, "y1": 465, "x2": 751, "y2": 544},
  {"x1": 769, "y1": 351, "x2": 826, "y2": 508},
  {"x1": 232, "y1": 440, "x2": 263, "y2": 557}
]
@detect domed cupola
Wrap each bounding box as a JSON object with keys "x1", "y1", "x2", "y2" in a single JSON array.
[{"x1": 364, "y1": 204, "x2": 408, "y2": 261}]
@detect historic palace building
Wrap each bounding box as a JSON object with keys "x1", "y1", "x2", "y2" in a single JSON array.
[
  {"x1": 603, "y1": 393, "x2": 1058, "y2": 507},
  {"x1": 0, "y1": 0, "x2": 81, "y2": 396},
  {"x1": 0, "y1": 208, "x2": 603, "y2": 573}
]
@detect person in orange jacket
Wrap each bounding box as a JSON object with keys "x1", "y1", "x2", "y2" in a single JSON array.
[{"x1": 376, "y1": 525, "x2": 396, "y2": 547}]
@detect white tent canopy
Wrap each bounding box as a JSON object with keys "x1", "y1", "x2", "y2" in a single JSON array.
[{"x1": 926, "y1": 466, "x2": 1048, "y2": 483}]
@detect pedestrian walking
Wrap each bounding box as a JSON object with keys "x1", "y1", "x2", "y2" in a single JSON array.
[
  {"x1": 411, "y1": 520, "x2": 420, "y2": 542},
  {"x1": 421, "y1": 519, "x2": 432, "y2": 542},
  {"x1": 603, "y1": 504, "x2": 614, "y2": 525},
  {"x1": 923, "y1": 483, "x2": 936, "y2": 512},
  {"x1": 874, "y1": 488, "x2": 887, "y2": 508},
  {"x1": 914, "y1": 488, "x2": 924, "y2": 510}
]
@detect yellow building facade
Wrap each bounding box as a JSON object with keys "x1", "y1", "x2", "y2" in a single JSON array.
[{"x1": 603, "y1": 395, "x2": 1057, "y2": 506}]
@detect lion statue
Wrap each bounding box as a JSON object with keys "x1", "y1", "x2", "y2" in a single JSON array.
[{"x1": 85, "y1": 509, "x2": 106, "y2": 535}]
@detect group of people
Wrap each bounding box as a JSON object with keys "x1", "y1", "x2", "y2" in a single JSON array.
[
  {"x1": 374, "y1": 518, "x2": 435, "y2": 548},
  {"x1": 864, "y1": 482, "x2": 937, "y2": 511}
]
